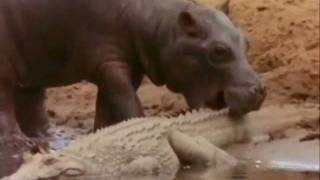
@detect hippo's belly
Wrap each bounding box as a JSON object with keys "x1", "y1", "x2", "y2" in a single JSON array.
[{"x1": 19, "y1": 56, "x2": 87, "y2": 89}]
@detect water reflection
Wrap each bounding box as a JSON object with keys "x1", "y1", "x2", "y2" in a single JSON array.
[
  {"x1": 31, "y1": 163, "x2": 319, "y2": 180},
  {"x1": 175, "y1": 164, "x2": 319, "y2": 180}
]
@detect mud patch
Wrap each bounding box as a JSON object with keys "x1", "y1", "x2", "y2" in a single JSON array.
[{"x1": 229, "y1": 0, "x2": 319, "y2": 104}]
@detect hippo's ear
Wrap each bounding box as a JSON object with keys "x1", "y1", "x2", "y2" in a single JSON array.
[
  {"x1": 178, "y1": 11, "x2": 201, "y2": 38},
  {"x1": 216, "y1": 0, "x2": 230, "y2": 15}
]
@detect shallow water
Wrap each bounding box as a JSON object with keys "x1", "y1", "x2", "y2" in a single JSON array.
[
  {"x1": 1, "y1": 147, "x2": 319, "y2": 180},
  {"x1": 35, "y1": 163, "x2": 319, "y2": 180},
  {"x1": 175, "y1": 164, "x2": 320, "y2": 180}
]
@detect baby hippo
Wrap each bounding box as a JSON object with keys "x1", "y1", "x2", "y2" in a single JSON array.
[{"x1": 0, "y1": 0, "x2": 265, "y2": 168}]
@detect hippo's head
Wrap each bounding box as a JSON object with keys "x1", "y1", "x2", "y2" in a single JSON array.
[{"x1": 159, "y1": 7, "x2": 266, "y2": 116}]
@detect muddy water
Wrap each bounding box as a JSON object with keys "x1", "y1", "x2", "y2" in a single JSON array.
[
  {"x1": 1, "y1": 148, "x2": 319, "y2": 180},
  {"x1": 25, "y1": 164, "x2": 319, "y2": 180},
  {"x1": 175, "y1": 164, "x2": 320, "y2": 180}
]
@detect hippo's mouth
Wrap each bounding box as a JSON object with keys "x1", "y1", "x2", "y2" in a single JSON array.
[{"x1": 205, "y1": 91, "x2": 227, "y2": 110}]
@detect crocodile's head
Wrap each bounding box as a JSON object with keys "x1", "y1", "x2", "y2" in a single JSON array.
[
  {"x1": 5, "y1": 153, "x2": 85, "y2": 180},
  {"x1": 160, "y1": 8, "x2": 266, "y2": 116}
]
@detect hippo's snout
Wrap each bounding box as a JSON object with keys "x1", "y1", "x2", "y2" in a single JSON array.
[{"x1": 224, "y1": 82, "x2": 266, "y2": 117}]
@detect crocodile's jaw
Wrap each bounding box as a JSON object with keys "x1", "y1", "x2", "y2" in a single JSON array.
[{"x1": 5, "y1": 153, "x2": 85, "y2": 180}]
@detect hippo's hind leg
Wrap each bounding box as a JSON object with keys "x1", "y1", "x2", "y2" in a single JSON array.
[
  {"x1": 15, "y1": 88, "x2": 49, "y2": 137},
  {"x1": 0, "y1": 58, "x2": 28, "y2": 140},
  {"x1": 0, "y1": 85, "x2": 33, "y2": 177},
  {"x1": 0, "y1": 85, "x2": 25, "y2": 140},
  {"x1": 0, "y1": 61, "x2": 34, "y2": 177}
]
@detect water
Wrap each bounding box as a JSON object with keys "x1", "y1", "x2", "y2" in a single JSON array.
[
  {"x1": 1, "y1": 151, "x2": 319, "y2": 180},
  {"x1": 175, "y1": 164, "x2": 319, "y2": 180},
  {"x1": 16, "y1": 163, "x2": 317, "y2": 180}
]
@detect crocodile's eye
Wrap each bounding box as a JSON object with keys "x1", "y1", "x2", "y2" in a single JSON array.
[{"x1": 208, "y1": 44, "x2": 231, "y2": 64}]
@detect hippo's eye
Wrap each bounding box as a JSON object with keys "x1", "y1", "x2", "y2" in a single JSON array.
[
  {"x1": 245, "y1": 38, "x2": 251, "y2": 52},
  {"x1": 208, "y1": 44, "x2": 231, "y2": 64}
]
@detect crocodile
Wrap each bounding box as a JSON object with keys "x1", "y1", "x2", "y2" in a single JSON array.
[{"x1": 4, "y1": 104, "x2": 318, "y2": 180}]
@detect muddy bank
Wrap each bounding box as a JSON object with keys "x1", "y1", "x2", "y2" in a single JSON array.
[{"x1": 229, "y1": 0, "x2": 319, "y2": 104}]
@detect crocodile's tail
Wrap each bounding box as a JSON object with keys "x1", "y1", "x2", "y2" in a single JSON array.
[
  {"x1": 244, "y1": 104, "x2": 319, "y2": 138},
  {"x1": 200, "y1": 104, "x2": 318, "y2": 149}
]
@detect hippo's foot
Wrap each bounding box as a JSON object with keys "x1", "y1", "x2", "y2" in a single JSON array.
[
  {"x1": 0, "y1": 134, "x2": 36, "y2": 178},
  {"x1": 21, "y1": 121, "x2": 50, "y2": 138},
  {"x1": 0, "y1": 134, "x2": 35, "y2": 152}
]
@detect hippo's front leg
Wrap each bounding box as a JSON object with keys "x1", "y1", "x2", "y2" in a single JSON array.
[
  {"x1": 15, "y1": 88, "x2": 49, "y2": 137},
  {"x1": 0, "y1": 87, "x2": 23, "y2": 139},
  {"x1": 94, "y1": 61, "x2": 144, "y2": 130},
  {"x1": 0, "y1": 84, "x2": 35, "y2": 176},
  {"x1": 0, "y1": 65, "x2": 32, "y2": 145}
]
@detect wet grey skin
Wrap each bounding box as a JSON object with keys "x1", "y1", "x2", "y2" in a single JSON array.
[
  {"x1": 0, "y1": 0, "x2": 264, "y2": 177},
  {"x1": 0, "y1": 0, "x2": 264, "y2": 140}
]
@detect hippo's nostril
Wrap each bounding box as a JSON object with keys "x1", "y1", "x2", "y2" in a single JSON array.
[
  {"x1": 259, "y1": 85, "x2": 267, "y2": 95},
  {"x1": 253, "y1": 84, "x2": 266, "y2": 96}
]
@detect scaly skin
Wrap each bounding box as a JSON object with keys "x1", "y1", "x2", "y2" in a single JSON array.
[{"x1": 4, "y1": 104, "x2": 318, "y2": 180}]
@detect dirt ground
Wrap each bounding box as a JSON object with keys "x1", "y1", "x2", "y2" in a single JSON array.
[{"x1": 229, "y1": 0, "x2": 319, "y2": 105}]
